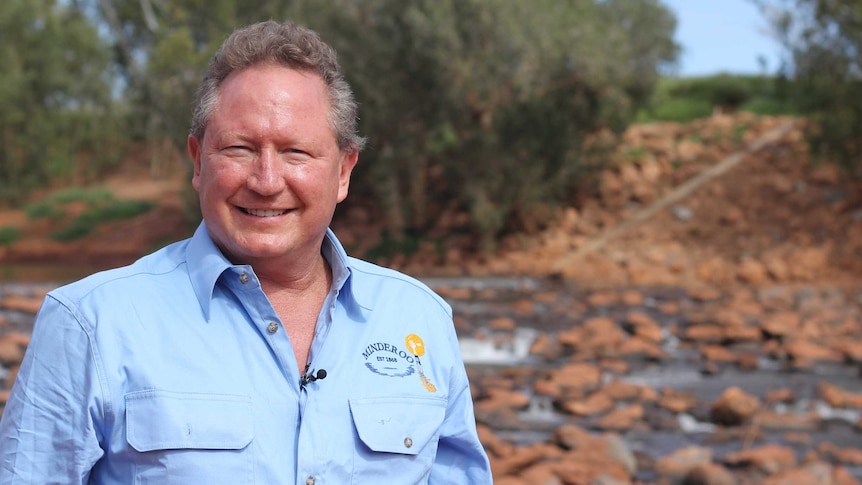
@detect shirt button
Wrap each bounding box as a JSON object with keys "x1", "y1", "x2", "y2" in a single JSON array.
[
  {"x1": 305, "y1": 476, "x2": 315, "y2": 485},
  {"x1": 267, "y1": 322, "x2": 279, "y2": 334},
  {"x1": 239, "y1": 273, "x2": 250, "y2": 284},
  {"x1": 404, "y1": 437, "x2": 413, "y2": 448}
]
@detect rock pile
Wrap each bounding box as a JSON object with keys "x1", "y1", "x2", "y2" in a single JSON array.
[{"x1": 439, "y1": 281, "x2": 862, "y2": 484}]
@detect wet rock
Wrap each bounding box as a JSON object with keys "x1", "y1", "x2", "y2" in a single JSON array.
[
  {"x1": 753, "y1": 410, "x2": 820, "y2": 432},
  {"x1": 475, "y1": 388, "x2": 531, "y2": 414},
  {"x1": 700, "y1": 344, "x2": 737, "y2": 363},
  {"x1": 602, "y1": 379, "x2": 644, "y2": 402},
  {"x1": 738, "y1": 258, "x2": 769, "y2": 285},
  {"x1": 760, "y1": 312, "x2": 800, "y2": 339},
  {"x1": 722, "y1": 444, "x2": 797, "y2": 475},
  {"x1": 621, "y1": 311, "x2": 664, "y2": 343},
  {"x1": 711, "y1": 387, "x2": 760, "y2": 426},
  {"x1": 684, "y1": 325, "x2": 724, "y2": 344},
  {"x1": 594, "y1": 404, "x2": 643, "y2": 431},
  {"x1": 0, "y1": 295, "x2": 43, "y2": 314},
  {"x1": 784, "y1": 338, "x2": 843, "y2": 364},
  {"x1": 490, "y1": 317, "x2": 517, "y2": 331},
  {"x1": 563, "y1": 391, "x2": 615, "y2": 417},
  {"x1": 659, "y1": 388, "x2": 699, "y2": 414},
  {"x1": 548, "y1": 363, "x2": 603, "y2": 397},
  {"x1": 759, "y1": 461, "x2": 833, "y2": 485},
  {"x1": 618, "y1": 336, "x2": 668, "y2": 361},
  {"x1": 655, "y1": 446, "x2": 713, "y2": 484},
  {"x1": 818, "y1": 382, "x2": 862, "y2": 409},
  {"x1": 818, "y1": 442, "x2": 862, "y2": 466},
  {"x1": 530, "y1": 334, "x2": 564, "y2": 361},
  {"x1": 0, "y1": 332, "x2": 30, "y2": 366},
  {"x1": 684, "y1": 462, "x2": 738, "y2": 485}
]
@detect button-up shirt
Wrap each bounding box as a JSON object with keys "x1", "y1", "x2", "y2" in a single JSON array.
[{"x1": 0, "y1": 223, "x2": 492, "y2": 484}]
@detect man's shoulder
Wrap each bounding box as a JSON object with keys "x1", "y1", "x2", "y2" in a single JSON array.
[{"x1": 346, "y1": 257, "x2": 451, "y2": 313}]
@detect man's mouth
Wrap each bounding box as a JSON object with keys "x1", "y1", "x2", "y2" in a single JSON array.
[{"x1": 242, "y1": 208, "x2": 289, "y2": 217}]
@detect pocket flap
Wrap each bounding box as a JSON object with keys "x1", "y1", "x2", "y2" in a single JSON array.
[
  {"x1": 349, "y1": 396, "x2": 446, "y2": 455},
  {"x1": 125, "y1": 390, "x2": 253, "y2": 452}
]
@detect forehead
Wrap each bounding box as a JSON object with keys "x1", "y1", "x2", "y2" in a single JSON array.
[{"x1": 207, "y1": 64, "x2": 334, "y2": 140}]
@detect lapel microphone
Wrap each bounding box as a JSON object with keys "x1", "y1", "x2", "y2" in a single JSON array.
[{"x1": 300, "y1": 365, "x2": 328, "y2": 388}]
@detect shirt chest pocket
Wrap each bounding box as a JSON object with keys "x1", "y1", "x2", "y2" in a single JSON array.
[
  {"x1": 349, "y1": 396, "x2": 447, "y2": 484},
  {"x1": 125, "y1": 390, "x2": 254, "y2": 485}
]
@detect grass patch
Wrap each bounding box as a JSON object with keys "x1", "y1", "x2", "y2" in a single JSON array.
[
  {"x1": 51, "y1": 220, "x2": 94, "y2": 242},
  {"x1": 0, "y1": 226, "x2": 21, "y2": 245},
  {"x1": 76, "y1": 200, "x2": 153, "y2": 224},
  {"x1": 27, "y1": 186, "x2": 155, "y2": 242}
]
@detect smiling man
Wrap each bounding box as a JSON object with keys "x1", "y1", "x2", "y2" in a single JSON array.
[{"x1": 0, "y1": 20, "x2": 492, "y2": 484}]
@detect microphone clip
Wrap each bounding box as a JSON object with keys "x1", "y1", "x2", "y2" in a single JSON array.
[{"x1": 300, "y1": 366, "x2": 327, "y2": 388}]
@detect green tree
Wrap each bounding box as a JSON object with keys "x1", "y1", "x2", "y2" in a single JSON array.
[
  {"x1": 0, "y1": 0, "x2": 119, "y2": 204},
  {"x1": 757, "y1": 0, "x2": 862, "y2": 174},
  {"x1": 290, "y1": 0, "x2": 678, "y2": 247}
]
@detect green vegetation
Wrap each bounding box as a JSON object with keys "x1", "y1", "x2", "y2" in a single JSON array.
[
  {"x1": 3, "y1": 0, "x2": 860, "y2": 254},
  {"x1": 0, "y1": 226, "x2": 20, "y2": 245},
  {"x1": 638, "y1": 75, "x2": 799, "y2": 123},
  {"x1": 23, "y1": 187, "x2": 152, "y2": 242},
  {"x1": 757, "y1": 0, "x2": 862, "y2": 175}
]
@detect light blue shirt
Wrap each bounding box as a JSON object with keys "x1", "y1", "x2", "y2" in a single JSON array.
[{"x1": 0, "y1": 223, "x2": 492, "y2": 484}]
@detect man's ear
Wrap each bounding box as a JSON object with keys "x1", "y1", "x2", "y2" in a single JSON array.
[
  {"x1": 337, "y1": 150, "x2": 359, "y2": 202},
  {"x1": 188, "y1": 135, "x2": 202, "y2": 191}
]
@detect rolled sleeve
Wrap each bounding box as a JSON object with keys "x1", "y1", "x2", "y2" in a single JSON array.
[{"x1": 0, "y1": 295, "x2": 105, "y2": 484}]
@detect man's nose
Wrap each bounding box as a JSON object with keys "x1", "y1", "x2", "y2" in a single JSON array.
[{"x1": 247, "y1": 150, "x2": 284, "y2": 195}]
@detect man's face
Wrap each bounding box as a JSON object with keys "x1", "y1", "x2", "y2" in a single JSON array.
[{"x1": 188, "y1": 63, "x2": 358, "y2": 267}]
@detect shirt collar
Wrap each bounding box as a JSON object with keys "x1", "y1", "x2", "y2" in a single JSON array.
[{"x1": 186, "y1": 222, "x2": 370, "y2": 319}]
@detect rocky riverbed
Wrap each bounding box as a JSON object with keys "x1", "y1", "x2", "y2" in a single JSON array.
[{"x1": 2, "y1": 276, "x2": 862, "y2": 484}]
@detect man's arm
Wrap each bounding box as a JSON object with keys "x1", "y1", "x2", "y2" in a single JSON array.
[
  {"x1": 430, "y1": 329, "x2": 493, "y2": 484},
  {"x1": 0, "y1": 295, "x2": 105, "y2": 483}
]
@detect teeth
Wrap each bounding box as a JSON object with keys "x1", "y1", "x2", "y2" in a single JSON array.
[{"x1": 246, "y1": 208, "x2": 288, "y2": 217}]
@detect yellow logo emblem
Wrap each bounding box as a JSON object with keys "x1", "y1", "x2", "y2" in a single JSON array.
[{"x1": 405, "y1": 334, "x2": 436, "y2": 393}]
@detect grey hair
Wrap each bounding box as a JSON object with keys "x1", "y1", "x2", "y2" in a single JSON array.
[{"x1": 190, "y1": 20, "x2": 366, "y2": 152}]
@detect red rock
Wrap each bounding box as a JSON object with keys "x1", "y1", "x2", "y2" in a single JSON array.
[
  {"x1": 620, "y1": 290, "x2": 644, "y2": 306},
  {"x1": 602, "y1": 379, "x2": 643, "y2": 402},
  {"x1": 818, "y1": 442, "x2": 862, "y2": 466},
  {"x1": 760, "y1": 462, "x2": 833, "y2": 485},
  {"x1": 684, "y1": 325, "x2": 724, "y2": 343},
  {"x1": 618, "y1": 336, "x2": 668, "y2": 361},
  {"x1": 760, "y1": 312, "x2": 800, "y2": 338},
  {"x1": 655, "y1": 446, "x2": 713, "y2": 484},
  {"x1": 818, "y1": 382, "x2": 862, "y2": 409},
  {"x1": 684, "y1": 462, "x2": 737, "y2": 485},
  {"x1": 550, "y1": 363, "x2": 602, "y2": 395},
  {"x1": 0, "y1": 332, "x2": 30, "y2": 366},
  {"x1": 723, "y1": 444, "x2": 797, "y2": 474},
  {"x1": 0, "y1": 295, "x2": 43, "y2": 314},
  {"x1": 490, "y1": 317, "x2": 517, "y2": 331},
  {"x1": 475, "y1": 388, "x2": 531, "y2": 414},
  {"x1": 784, "y1": 339, "x2": 843, "y2": 363},
  {"x1": 723, "y1": 325, "x2": 762, "y2": 343},
  {"x1": 476, "y1": 423, "x2": 514, "y2": 458},
  {"x1": 563, "y1": 391, "x2": 615, "y2": 417},
  {"x1": 587, "y1": 291, "x2": 619, "y2": 307},
  {"x1": 753, "y1": 410, "x2": 819, "y2": 431},
  {"x1": 530, "y1": 334, "x2": 564, "y2": 361},
  {"x1": 688, "y1": 286, "x2": 723, "y2": 302},
  {"x1": 659, "y1": 388, "x2": 698, "y2": 413},
  {"x1": 711, "y1": 387, "x2": 760, "y2": 426},
  {"x1": 700, "y1": 345, "x2": 737, "y2": 363},
  {"x1": 594, "y1": 404, "x2": 643, "y2": 431},
  {"x1": 738, "y1": 258, "x2": 769, "y2": 284}
]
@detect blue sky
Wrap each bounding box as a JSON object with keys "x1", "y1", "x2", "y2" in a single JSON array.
[{"x1": 662, "y1": 0, "x2": 785, "y2": 77}]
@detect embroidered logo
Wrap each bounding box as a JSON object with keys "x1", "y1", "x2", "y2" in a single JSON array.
[
  {"x1": 362, "y1": 342, "x2": 416, "y2": 377},
  {"x1": 360, "y1": 334, "x2": 437, "y2": 392}
]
